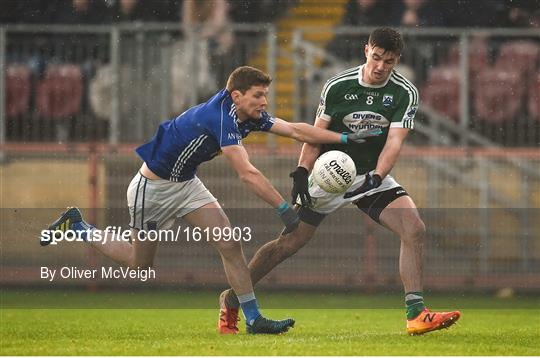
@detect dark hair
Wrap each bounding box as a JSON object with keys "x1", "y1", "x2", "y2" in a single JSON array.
[
  {"x1": 226, "y1": 66, "x2": 272, "y2": 93},
  {"x1": 368, "y1": 27, "x2": 403, "y2": 55}
]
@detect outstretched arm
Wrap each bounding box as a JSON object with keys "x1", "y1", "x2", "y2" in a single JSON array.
[
  {"x1": 296, "y1": 118, "x2": 331, "y2": 170},
  {"x1": 222, "y1": 144, "x2": 300, "y2": 233},
  {"x1": 269, "y1": 118, "x2": 341, "y2": 144},
  {"x1": 221, "y1": 145, "x2": 284, "y2": 207},
  {"x1": 269, "y1": 118, "x2": 380, "y2": 145}
]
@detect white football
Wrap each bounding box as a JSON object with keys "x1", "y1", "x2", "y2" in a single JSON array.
[{"x1": 311, "y1": 150, "x2": 356, "y2": 194}]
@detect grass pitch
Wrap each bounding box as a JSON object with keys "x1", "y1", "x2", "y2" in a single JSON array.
[{"x1": 1, "y1": 290, "x2": 539, "y2": 355}]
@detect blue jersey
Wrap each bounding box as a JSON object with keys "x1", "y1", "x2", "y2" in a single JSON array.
[{"x1": 136, "y1": 89, "x2": 275, "y2": 182}]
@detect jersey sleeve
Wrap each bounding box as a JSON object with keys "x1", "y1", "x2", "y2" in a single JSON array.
[
  {"x1": 315, "y1": 80, "x2": 334, "y2": 122},
  {"x1": 209, "y1": 99, "x2": 243, "y2": 147},
  {"x1": 390, "y1": 83, "x2": 419, "y2": 129},
  {"x1": 254, "y1": 111, "x2": 275, "y2": 132}
]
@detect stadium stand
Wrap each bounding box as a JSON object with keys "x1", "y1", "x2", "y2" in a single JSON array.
[
  {"x1": 399, "y1": 0, "x2": 447, "y2": 27},
  {"x1": 1, "y1": 1, "x2": 538, "y2": 146},
  {"x1": 529, "y1": 71, "x2": 540, "y2": 120},
  {"x1": 496, "y1": 40, "x2": 540, "y2": 78},
  {"x1": 5, "y1": 64, "x2": 31, "y2": 118},
  {"x1": 472, "y1": 67, "x2": 524, "y2": 123},
  {"x1": 36, "y1": 64, "x2": 83, "y2": 119},
  {"x1": 421, "y1": 66, "x2": 460, "y2": 121},
  {"x1": 249, "y1": 0, "x2": 348, "y2": 120},
  {"x1": 446, "y1": 37, "x2": 490, "y2": 74}
]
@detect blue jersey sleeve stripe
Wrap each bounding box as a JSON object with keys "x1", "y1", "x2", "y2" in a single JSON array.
[
  {"x1": 220, "y1": 98, "x2": 225, "y2": 147},
  {"x1": 171, "y1": 135, "x2": 208, "y2": 181},
  {"x1": 170, "y1": 134, "x2": 208, "y2": 180}
]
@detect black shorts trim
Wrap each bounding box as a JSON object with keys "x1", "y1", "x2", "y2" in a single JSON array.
[
  {"x1": 354, "y1": 186, "x2": 409, "y2": 224},
  {"x1": 297, "y1": 205, "x2": 326, "y2": 227}
]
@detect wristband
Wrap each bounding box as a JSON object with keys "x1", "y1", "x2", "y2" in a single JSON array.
[
  {"x1": 276, "y1": 201, "x2": 290, "y2": 215},
  {"x1": 340, "y1": 133, "x2": 348, "y2": 144}
]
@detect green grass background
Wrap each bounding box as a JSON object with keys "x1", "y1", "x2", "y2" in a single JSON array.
[{"x1": 1, "y1": 290, "x2": 539, "y2": 355}]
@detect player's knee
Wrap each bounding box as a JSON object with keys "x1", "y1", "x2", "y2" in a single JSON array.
[
  {"x1": 213, "y1": 238, "x2": 242, "y2": 257},
  {"x1": 404, "y1": 217, "x2": 426, "y2": 243}
]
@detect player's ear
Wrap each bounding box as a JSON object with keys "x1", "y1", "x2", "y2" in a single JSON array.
[
  {"x1": 364, "y1": 44, "x2": 369, "y2": 58},
  {"x1": 230, "y1": 89, "x2": 243, "y2": 103}
]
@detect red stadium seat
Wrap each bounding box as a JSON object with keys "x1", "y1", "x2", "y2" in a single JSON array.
[
  {"x1": 421, "y1": 66, "x2": 460, "y2": 121},
  {"x1": 473, "y1": 68, "x2": 524, "y2": 123},
  {"x1": 36, "y1": 64, "x2": 83, "y2": 118},
  {"x1": 5, "y1": 64, "x2": 31, "y2": 118},
  {"x1": 496, "y1": 40, "x2": 540, "y2": 77},
  {"x1": 446, "y1": 37, "x2": 489, "y2": 74},
  {"x1": 529, "y1": 72, "x2": 540, "y2": 121}
]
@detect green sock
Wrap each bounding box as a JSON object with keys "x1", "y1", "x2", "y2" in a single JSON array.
[{"x1": 405, "y1": 292, "x2": 425, "y2": 319}]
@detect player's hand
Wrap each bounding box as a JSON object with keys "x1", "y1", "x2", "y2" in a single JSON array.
[
  {"x1": 343, "y1": 173, "x2": 382, "y2": 199},
  {"x1": 289, "y1": 166, "x2": 312, "y2": 207},
  {"x1": 346, "y1": 128, "x2": 383, "y2": 144},
  {"x1": 277, "y1": 202, "x2": 300, "y2": 235}
]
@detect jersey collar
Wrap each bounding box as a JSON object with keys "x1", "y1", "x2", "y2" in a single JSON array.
[{"x1": 358, "y1": 64, "x2": 391, "y2": 88}]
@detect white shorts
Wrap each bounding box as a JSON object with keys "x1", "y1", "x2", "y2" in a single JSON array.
[
  {"x1": 127, "y1": 172, "x2": 217, "y2": 230},
  {"x1": 301, "y1": 170, "x2": 401, "y2": 215}
]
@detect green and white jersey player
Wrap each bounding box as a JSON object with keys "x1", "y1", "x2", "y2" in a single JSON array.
[
  {"x1": 304, "y1": 54, "x2": 419, "y2": 213},
  {"x1": 316, "y1": 62, "x2": 418, "y2": 177},
  {"x1": 219, "y1": 27, "x2": 461, "y2": 336}
]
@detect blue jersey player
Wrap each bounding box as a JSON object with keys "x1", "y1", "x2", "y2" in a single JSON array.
[{"x1": 41, "y1": 66, "x2": 377, "y2": 334}]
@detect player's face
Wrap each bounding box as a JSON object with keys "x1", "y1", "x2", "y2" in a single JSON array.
[
  {"x1": 363, "y1": 45, "x2": 400, "y2": 85},
  {"x1": 233, "y1": 85, "x2": 269, "y2": 121}
]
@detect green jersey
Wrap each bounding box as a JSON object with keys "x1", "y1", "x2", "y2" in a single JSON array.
[{"x1": 316, "y1": 65, "x2": 419, "y2": 174}]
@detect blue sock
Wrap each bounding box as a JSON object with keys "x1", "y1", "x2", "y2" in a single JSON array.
[{"x1": 238, "y1": 292, "x2": 261, "y2": 326}]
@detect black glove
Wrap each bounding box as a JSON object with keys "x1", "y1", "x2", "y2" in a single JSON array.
[
  {"x1": 278, "y1": 204, "x2": 300, "y2": 235},
  {"x1": 289, "y1": 166, "x2": 312, "y2": 207},
  {"x1": 343, "y1": 173, "x2": 382, "y2": 199}
]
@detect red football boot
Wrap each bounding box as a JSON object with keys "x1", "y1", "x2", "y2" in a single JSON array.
[
  {"x1": 407, "y1": 308, "x2": 461, "y2": 335},
  {"x1": 217, "y1": 290, "x2": 240, "y2": 334}
]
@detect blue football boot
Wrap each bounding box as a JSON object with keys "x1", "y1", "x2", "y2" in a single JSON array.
[
  {"x1": 40, "y1": 207, "x2": 94, "y2": 246},
  {"x1": 246, "y1": 316, "x2": 295, "y2": 334}
]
